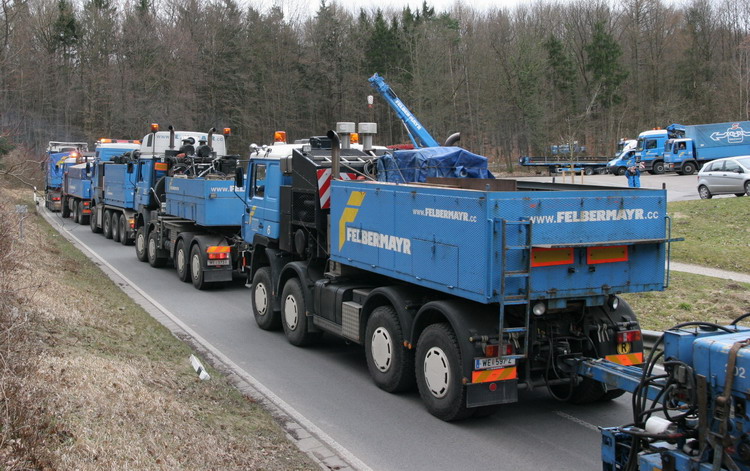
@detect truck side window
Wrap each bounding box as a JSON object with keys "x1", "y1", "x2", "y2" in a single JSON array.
[
  {"x1": 146, "y1": 134, "x2": 152, "y2": 147},
  {"x1": 253, "y1": 163, "x2": 266, "y2": 198},
  {"x1": 646, "y1": 140, "x2": 657, "y2": 150}
]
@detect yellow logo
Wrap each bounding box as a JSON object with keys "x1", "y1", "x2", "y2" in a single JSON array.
[
  {"x1": 338, "y1": 191, "x2": 366, "y2": 251},
  {"x1": 616, "y1": 342, "x2": 632, "y2": 355}
]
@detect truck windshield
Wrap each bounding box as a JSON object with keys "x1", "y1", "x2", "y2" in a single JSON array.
[{"x1": 636, "y1": 138, "x2": 644, "y2": 151}]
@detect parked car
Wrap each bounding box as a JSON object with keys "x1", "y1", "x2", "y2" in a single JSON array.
[{"x1": 697, "y1": 155, "x2": 750, "y2": 199}]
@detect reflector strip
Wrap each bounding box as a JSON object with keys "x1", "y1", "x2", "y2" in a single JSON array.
[
  {"x1": 154, "y1": 162, "x2": 169, "y2": 171},
  {"x1": 531, "y1": 247, "x2": 574, "y2": 267},
  {"x1": 206, "y1": 246, "x2": 231, "y2": 253},
  {"x1": 587, "y1": 245, "x2": 628, "y2": 264},
  {"x1": 472, "y1": 367, "x2": 517, "y2": 383},
  {"x1": 605, "y1": 353, "x2": 643, "y2": 366},
  {"x1": 316, "y1": 169, "x2": 358, "y2": 209}
]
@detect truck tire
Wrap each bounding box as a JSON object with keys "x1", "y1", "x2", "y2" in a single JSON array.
[
  {"x1": 89, "y1": 207, "x2": 101, "y2": 233},
  {"x1": 147, "y1": 229, "x2": 167, "y2": 268},
  {"x1": 365, "y1": 306, "x2": 415, "y2": 393},
  {"x1": 61, "y1": 197, "x2": 71, "y2": 218},
  {"x1": 415, "y1": 323, "x2": 471, "y2": 421},
  {"x1": 112, "y1": 213, "x2": 121, "y2": 243},
  {"x1": 281, "y1": 277, "x2": 321, "y2": 346},
  {"x1": 615, "y1": 167, "x2": 626, "y2": 176},
  {"x1": 583, "y1": 167, "x2": 593, "y2": 176},
  {"x1": 252, "y1": 267, "x2": 281, "y2": 330},
  {"x1": 103, "y1": 210, "x2": 113, "y2": 239},
  {"x1": 175, "y1": 239, "x2": 191, "y2": 282},
  {"x1": 698, "y1": 185, "x2": 712, "y2": 199},
  {"x1": 652, "y1": 161, "x2": 665, "y2": 174},
  {"x1": 119, "y1": 215, "x2": 131, "y2": 245},
  {"x1": 135, "y1": 226, "x2": 148, "y2": 261},
  {"x1": 78, "y1": 204, "x2": 89, "y2": 226},
  {"x1": 190, "y1": 244, "x2": 210, "y2": 290},
  {"x1": 681, "y1": 162, "x2": 696, "y2": 175}
]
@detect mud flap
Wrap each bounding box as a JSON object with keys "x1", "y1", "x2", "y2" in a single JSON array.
[{"x1": 466, "y1": 379, "x2": 518, "y2": 408}]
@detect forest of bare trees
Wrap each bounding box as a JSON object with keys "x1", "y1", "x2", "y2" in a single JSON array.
[{"x1": 2, "y1": 0, "x2": 750, "y2": 168}]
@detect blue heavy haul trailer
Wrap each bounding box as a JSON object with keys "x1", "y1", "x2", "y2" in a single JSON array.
[
  {"x1": 663, "y1": 121, "x2": 750, "y2": 175},
  {"x1": 133, "y1": 125, "x2": 247, "y2": 289},
  {"x1": 43, "y1": 141, "x2": 88, "y2": 211},
  {"x1": 237, "y1": 124, "x2": 672, "y2": 421}
]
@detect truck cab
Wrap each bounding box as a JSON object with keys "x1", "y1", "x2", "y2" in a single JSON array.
[
  {"x1": 635, "y1": 129, "x2": 668, "y2": 174},
  {"x1": 663, "y1": 138, "x2": 699, "y2": 174},
  {"x1": 607, "y1": 149, "x2": 636, "y2": 175}
]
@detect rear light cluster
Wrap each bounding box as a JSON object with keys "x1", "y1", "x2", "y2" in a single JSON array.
[
  {"x1": 530, "y1": 245, "x2": 629, "y2": 267},
  {"x1": 52, "y1": 197, "x2": 61, "y2": 201},
  {"x1": 616, "y1": 330, "x2": 642, "y2": 344},
  {"x1": 207, "y1": 246, "x2": 230, "y2": 260},
  {"x1": 483, "y1": 344, "x2": 513, "y2": 357}
]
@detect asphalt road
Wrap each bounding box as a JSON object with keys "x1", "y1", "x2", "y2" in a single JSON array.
[
  {"x1": 45, "y1": 210, "x2": 637, "y2": 471},
  {"x1": 516, "y1": 171, "x2": 710, "y2": 202}
]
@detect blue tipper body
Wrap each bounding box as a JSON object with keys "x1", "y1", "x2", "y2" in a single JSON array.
[
  {"x1": 65, "y1": 164, "x2": 92, "y2": 199},
  {"x1": 330, "y1": 181, "x2": 667, "y2": 305},
  {"x1": 47, "y1": 152, "x2": 73, "y2": 188},
  {"x1": 102, "y1": 164, "x2": 137, "y2": 209},
  {"x1": 165, "y1": 177, "x2": 245, "y2": 227}
]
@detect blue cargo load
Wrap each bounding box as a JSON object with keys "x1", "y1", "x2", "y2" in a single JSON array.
[
  {"x1": 47, "y1": 152, "x2": 74, "y2": 188},
  {"x1": 330, "y1": 180, "x2": 667, "y2": 306},
  {"x1": 165, "y1": 177, "x2": 245, "y2": 227},
  {"x1": 376, "y1": 147, "x2": 494, "y2": 183}
]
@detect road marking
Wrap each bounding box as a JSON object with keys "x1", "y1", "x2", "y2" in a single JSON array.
[
  {"x1": 554, "y1": 411, "x2": 600, "y2": 432},
  {"x1": 40, "y1": 206, "x2": 372, "y2": 471}
]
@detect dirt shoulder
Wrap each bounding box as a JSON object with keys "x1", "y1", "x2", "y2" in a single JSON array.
[{"x1": 0, "y1": 185, "x2": 319, "y2": 470}]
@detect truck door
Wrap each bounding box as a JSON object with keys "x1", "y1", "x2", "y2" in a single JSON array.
[{"x1": 248, "y1": 162, "x2": 268, "y2": 236}]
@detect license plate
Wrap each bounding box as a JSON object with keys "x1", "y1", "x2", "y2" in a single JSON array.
[
  {"x1": 474, "y1": 357, "x2": 515, "y2": 370},
  {"x1": 207, "y1": 259, "x2": 231, "y2": 266}
]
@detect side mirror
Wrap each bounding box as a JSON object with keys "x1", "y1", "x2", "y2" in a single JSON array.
[
  {"x1": 127, "y1": 162, "x2": 134, "y2": 173},
  {"x1": 234, "y1": 167, "x2": 244, "y2": 188},
  {"x1": 85, "y1": 162, "x2": 91, "y2": 174}
]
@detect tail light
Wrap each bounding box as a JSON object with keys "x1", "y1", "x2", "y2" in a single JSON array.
[
  {"x1": 52, "y1": 197, "x2": 61, "y2": 201},
  {"x1": 483, "y1": 344, "x2": 513, "y2": 357},
  {"x1": 207, "y1": 246, "x2": 230, "y2": 260},
  {"x1": 128, "y1": 218, "x2": 135, "y2": 229},
  {"x1": 617, "y1": 330, "x2": 642, "y2": 344}
]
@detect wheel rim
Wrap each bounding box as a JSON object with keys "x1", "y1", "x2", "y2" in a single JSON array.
[
  {"x1": 699, "y1": 186, "x2": 709, "y2": 199},
  {"x1": 191, "y1": 253, "x2": 200, "y2": 279},
  {"x1": 137, "y1": 232, "x2": 145, "y2": 253},
  {"x1": 371, "y1": 327, "x2": 393, "y2": 372},
  {"x1": 254, "y1": 283, "x2": 268, "y2": 316},
  {"x1": 284, "y1": 294, "x2": 299, "y2": 330},
  {"x1": 423, "y1": 346, "x2": 450, "y2": 398},
  {"x1": 148, "y1": 237, "x2": 155, "y2": 259},
  {"x1": 177, "y1": 247, "x2": 186, "y2": 273}
]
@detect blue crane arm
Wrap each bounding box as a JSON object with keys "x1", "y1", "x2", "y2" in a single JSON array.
[{"x1": 368, "y1": 73, "x2": 440, "y2": 148}]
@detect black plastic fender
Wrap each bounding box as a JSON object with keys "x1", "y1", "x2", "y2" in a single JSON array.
[
  {"x1": 359, "y1": 285, "x2": 426, "y2": 345},
  {"x1": 412, "y1": 300, "x2": 500, "y2": 379}
]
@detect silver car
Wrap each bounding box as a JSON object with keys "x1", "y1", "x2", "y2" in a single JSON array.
[{"x1": 697, "y1": 156, "x2": 750, "y2": 199}]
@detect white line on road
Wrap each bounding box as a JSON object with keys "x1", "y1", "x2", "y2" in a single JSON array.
[{"x1": 554, "y1": 411, "x2": 600, "y2": 432}]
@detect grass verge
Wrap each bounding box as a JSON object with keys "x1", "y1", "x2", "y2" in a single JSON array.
[
  {"x1": 669, "y1": 197, "x2": 750, "y2": 273},
  {"x1": 0, "y1": 185, "x2": 318, "y2": 470}
]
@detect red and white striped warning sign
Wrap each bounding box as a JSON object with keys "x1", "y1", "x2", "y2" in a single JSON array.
[{"x1": 317, "y1": 169, "x2": 359, "y2": 209}]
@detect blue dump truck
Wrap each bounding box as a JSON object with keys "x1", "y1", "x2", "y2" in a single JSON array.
[
  {"x1": 88, "y1": 140, "x2": 145, "y2": 243},
  {"x1": 43, "y1": 141, "x2": 88, "y2": 211},
  {"x1": 230, "y1": 122, "x2": 672, "y2": 421},
  {"x1": 663, "y1": 121, "x2": 750, "y2": 175}
]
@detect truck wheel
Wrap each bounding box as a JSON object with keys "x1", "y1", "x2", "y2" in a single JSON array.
[
  {"x1": 698, "y1": 185, "x2": 712, "y2": 199},
  {"x1": 281, "y1": 278, "x2": 320, "y2": 346},
  {"x1": 652, "y1": 161, "x2": 665, "y2": 174},
  {"x1": 73, "y1": 201, "x2": 81, "y2": 223},
  {"x1": 103, "y1": 210, "x2": 113, "y2": 239},
  {"x1": 616, "y1": 167, "x2": 626, "y2": 176},
  {"x1": 112, "y1": 213, "x2": 121, "y2": 242},
  {"x1": 365, "y1": 306, "x2": 415, "y2": 393},
  {"x1": 119, "y1": 215, "x2": 131, "y2": 245},
  {"x1": 682, "y1": 162, "x2": 696, "y2": 175},
  {"x1": 89, "y1": 207, "x2": 101, "y2": 233},
  {"x1": 252, "y1": 267, "x2": 281, "y2": 330},
  {"x1": 135, "y1": 226, "x2": 148, "y2": 261},
  {"x1": 175, "y1": 239, "x2": 191, "y2": 282},
  {"x1": 61, "y1": 197, "x2": 71, "y2": 218},
  {"x1": 78, "y1": 204, "x2": 89, "y2": 225},
  {"x1": 190, "y1": 244, "x2": 209, "y2": 289},
  {"x1": 147, "y1": 229, "x2": 167, "y2": 268},
  {"x1": 583, "y1": 167, "x2": 593, "y2": 175},
  {"x1": 416, "y1": 323, "x2": 471, "y2": 421}
]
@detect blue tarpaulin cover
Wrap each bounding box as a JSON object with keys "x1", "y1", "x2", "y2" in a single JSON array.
[{"x1": 376, "y1": 146, "x2": 494, "y2": 183}]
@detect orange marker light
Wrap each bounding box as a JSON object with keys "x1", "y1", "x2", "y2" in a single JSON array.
[
  {"x1": 274, "y1": 131, "x2": 287, "y2": 143},
  {"x1": 223, "y1": 128, "x2": 231, "y2": 136},
  {"x1": 350, "y1": 132, "x2": 359, "y2": 144},
  {"x1": 150, "y1": 123, "x2": 159, "y2": 133}
]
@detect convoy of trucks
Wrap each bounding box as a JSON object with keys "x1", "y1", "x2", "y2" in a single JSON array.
[
  {"x1": 39, "y1": 74, "x2": 750, "y2": 470},
  {"x1": 43, "y1": 141, "x2": 88, "y2": 211}
]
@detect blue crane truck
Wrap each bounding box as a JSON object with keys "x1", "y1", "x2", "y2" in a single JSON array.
[
  {"x1": 235, "y1": 123, "x2": 672, "y2": 421},
  {"x1": 88, "y1": 140, "x2": 146, "y2": 243},
  {"x1": 43, "y1": 141, "x2": 88, "y2": 211},
  {"x1": 63, "y1": 139, "x2": 140, "y2": 226},
  {"x1": 580, "y1": 320, "x2": 750, "y2": 471},
  {"x1": 663, "y1": 121, "x2": 750, "y2": 175}
]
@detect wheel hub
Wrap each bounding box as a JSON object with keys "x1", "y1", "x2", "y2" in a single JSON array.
[
  {"x1": 254, "y1": 283, "x2": 268, "y2": 316},
  {"x1": 423, "y1": 347, "x2": 450, "y2": 398},
  {"x1": 284, "y1": 295, "x2": 298, "y2": 330},
  {"x1": 177, "y1": 248, "x2": 185, "y2": 273},
  {"x1": 148, "y1": 238, "x2": 155, "y2": 258},
  {"x1": 191, "y1": 253, "x2": 200, "y2": 279},
  {"x1": 371, "y1": 327, "x2": 392, "y2": 372}
]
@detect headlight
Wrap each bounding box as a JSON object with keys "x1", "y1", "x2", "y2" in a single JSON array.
[
  {"x1": 608, "y1": 295, "x2": 619, "y2": 311},
  {"x1": 532, "y1": 302, "x2": 546, "y2": 316}
]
